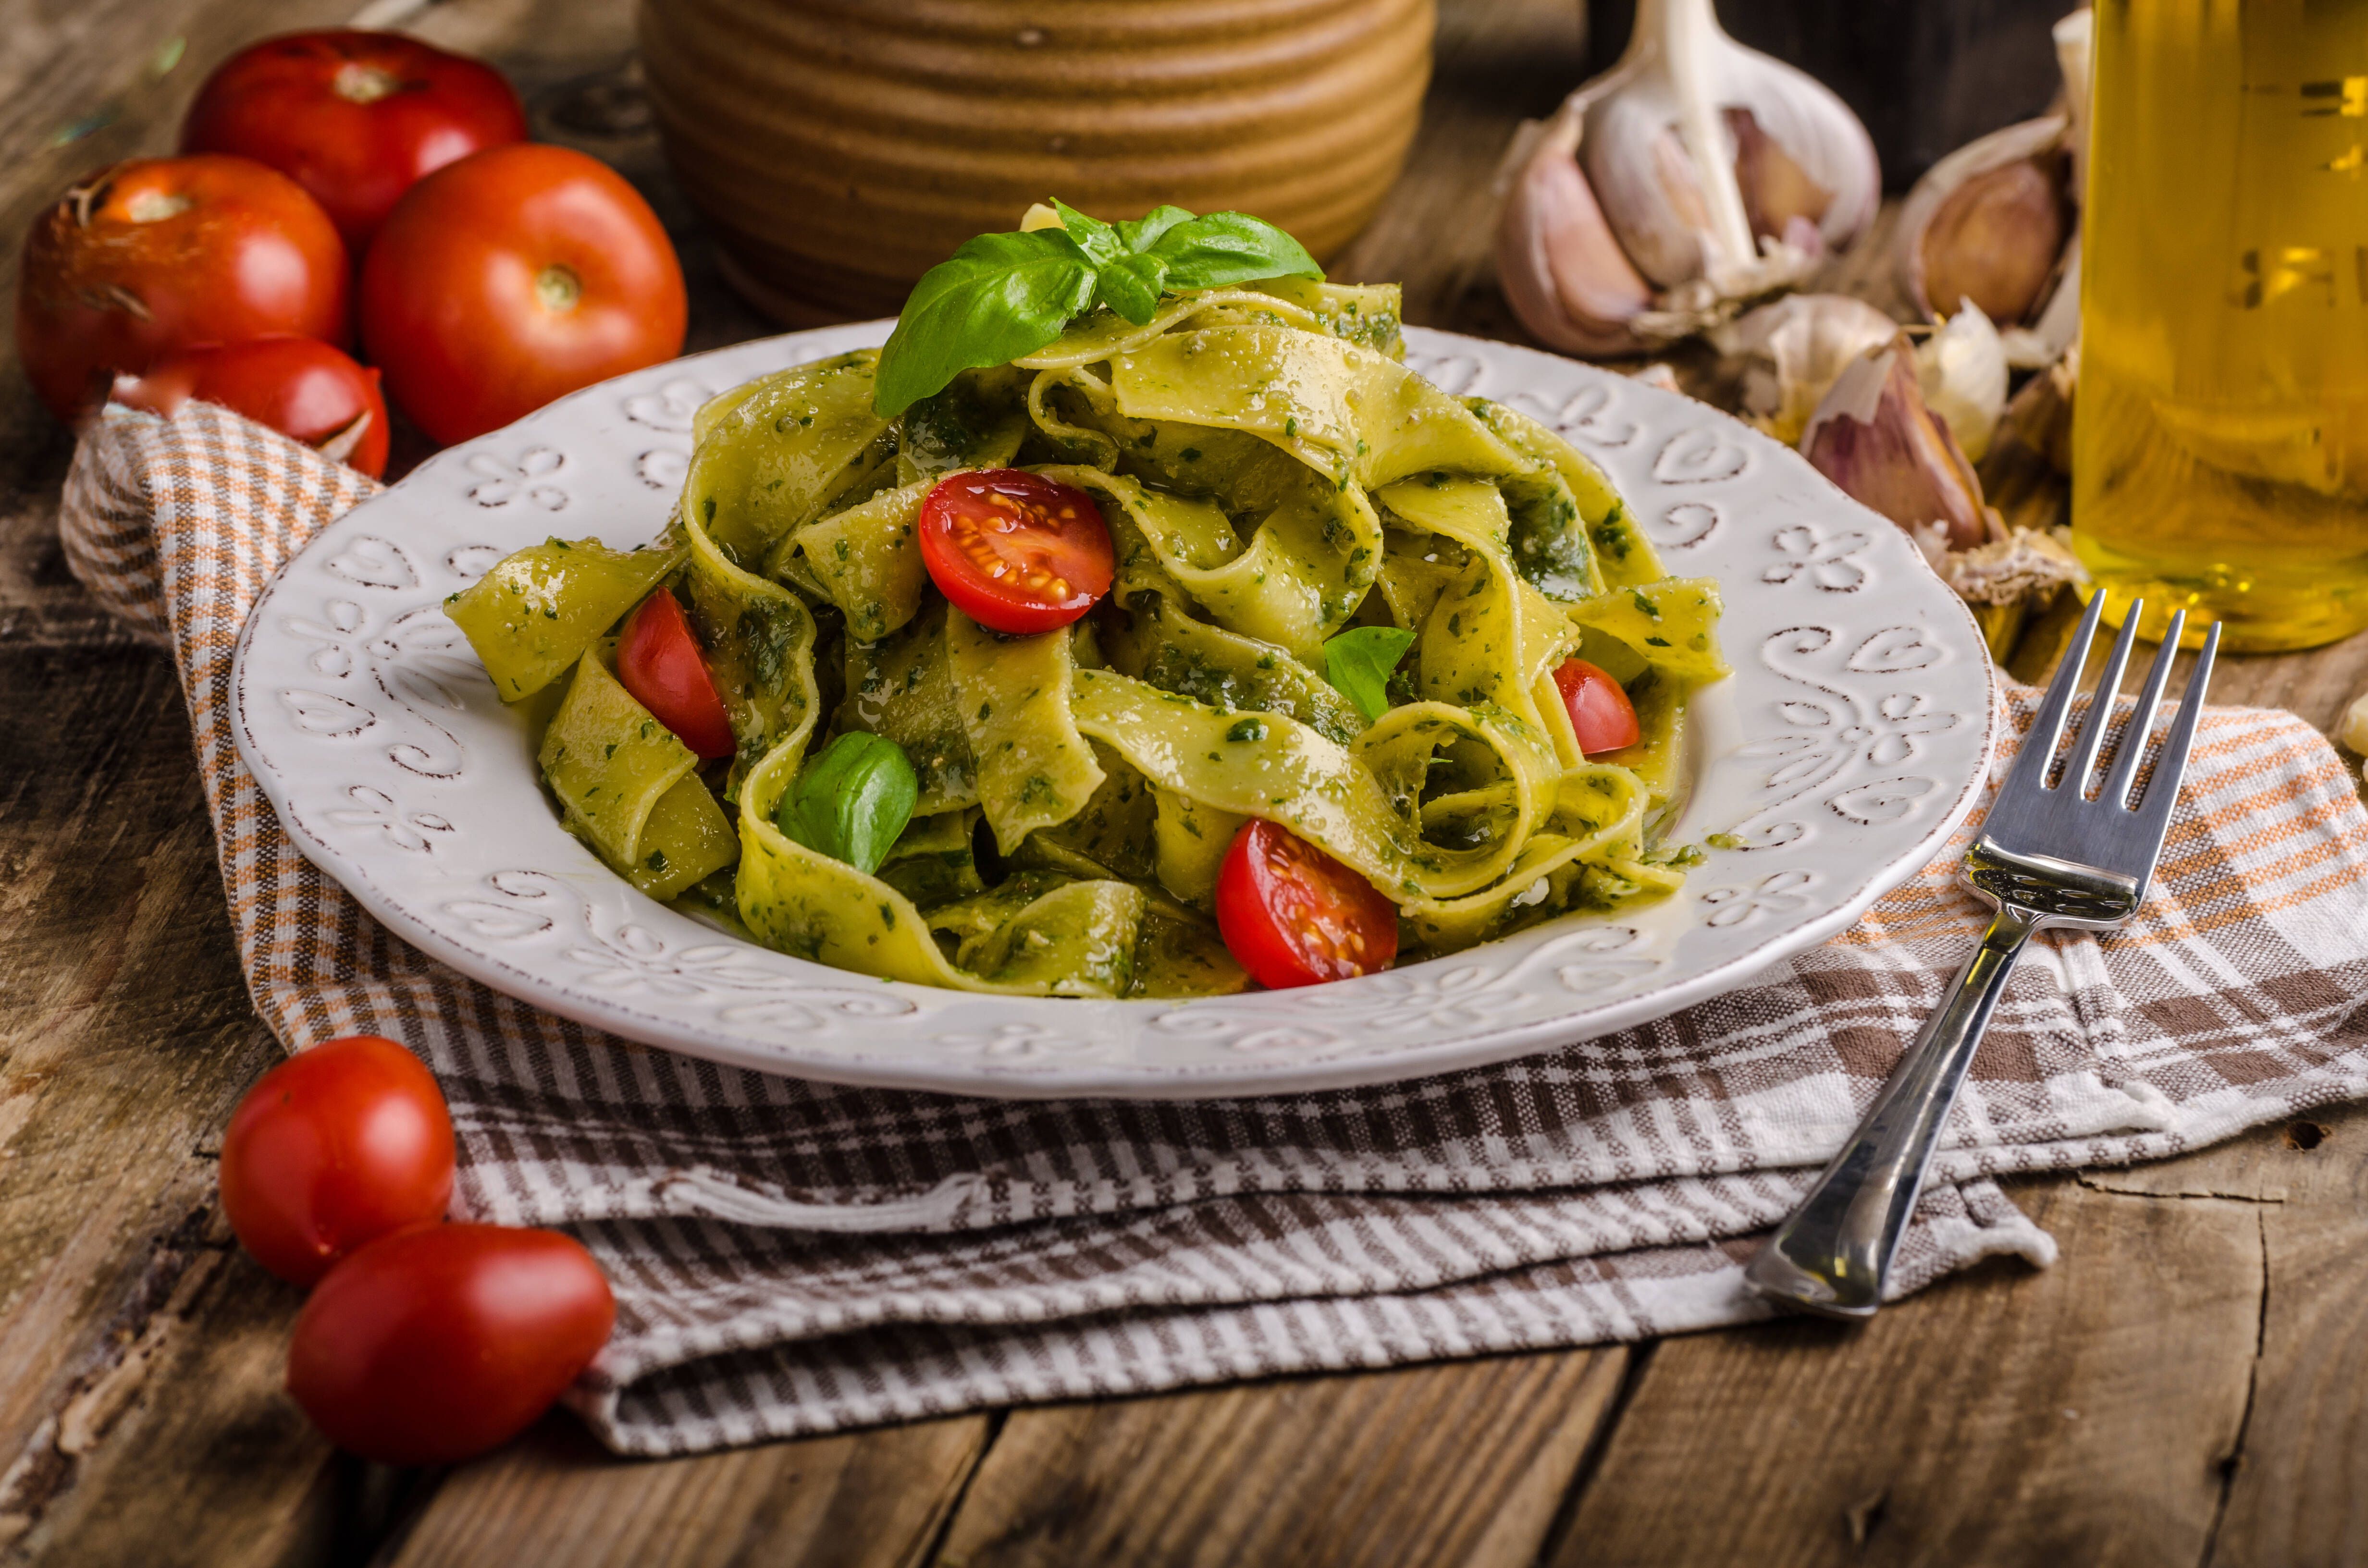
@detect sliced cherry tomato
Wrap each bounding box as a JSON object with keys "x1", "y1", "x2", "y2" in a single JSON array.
[
  {"x1": 287, "y1": 1223, "x2": 615, "y2": 1465},
  {"x1": 1553, "y1": 658, "x2": 1641, "y2": 755},
  {"x1": 358, "y1": 143, "x2": 686, "y2": 445},
  {"x1": 1214, "y1": 819, "x2": 1399, "y2": 990},
  {"x1": 15, "y1": 155, "x2": 348, "y2": 423},
  {"x1": 112, "y1": 337, "x2": 390, "y2": 477},
  {"x1": 218, "y1": 1035, "x2": 454, "y2": 1287},
  {"x1": 617, "y1": 589, "x2": 735, "y2": 759},
  {"x1": 916, "y1": 468, "x2": 1115, "y2": 635},
  {"x1": 181, "y1": 29, "x2": 527, "y2": 252}
]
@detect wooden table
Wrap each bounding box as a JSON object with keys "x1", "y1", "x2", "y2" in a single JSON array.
[{"x1": 6, "y1": 1, "x2": 2368, "y2": 1563}]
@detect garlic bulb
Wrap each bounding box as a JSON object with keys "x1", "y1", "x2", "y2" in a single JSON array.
[
  {"x1": 1496, "y1": 0, "x2": 1880, "y2": 357},
  {"x1": 1895, "y1": 9, "x2": 2091, "y2": 368},
  {"x1": 1801, "y1": 339, "x2": 1996, "y2": 552},
  {"x1": 1710, "y1": 293, "x2": 1898, "y2": 447},
  {"x1": 1913, "y1": 299, "x2": 2009, "y2": 463}
]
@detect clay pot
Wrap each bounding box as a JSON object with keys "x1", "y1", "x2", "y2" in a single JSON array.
[{"x1": 638, "y1": 0, "x2": 1436, "y2": 323}]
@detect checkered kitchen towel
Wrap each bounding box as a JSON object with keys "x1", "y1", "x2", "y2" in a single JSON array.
[{"x1": 57, "y1": 401, "x2": 2368, "y2": 1455}]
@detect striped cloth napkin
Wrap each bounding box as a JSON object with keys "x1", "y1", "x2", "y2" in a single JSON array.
[{"x1": 58, "y1": 401, "x2": 2368, "y2": 1456}]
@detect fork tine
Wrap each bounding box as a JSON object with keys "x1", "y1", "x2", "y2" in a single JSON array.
[
  {"x1": 2062, "y1": 598, "x2": 2143, "y2": 796},
  {"x1": 2012, "y1": 590, "x2": 2109, "y2": 796},
  {"x1": 2128, "y1": 619, "x2": 2221, "y2": 852},
  {"x1": 2100, "y1": 608, "x2": 2186, "y2": 809}
]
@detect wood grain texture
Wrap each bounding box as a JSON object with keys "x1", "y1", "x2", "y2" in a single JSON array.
[
  {"x1": 933, "y1": 1350, "x2": 1631, "y2": 1568},
  {"x1": 382, "y1": 1409, "x2": 991, "y2": 1568},
  {"x1": 1545, "y1": 1175, "x2": 2265, "y2": 1568}
]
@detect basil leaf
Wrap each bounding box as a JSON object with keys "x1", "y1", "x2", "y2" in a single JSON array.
[
  {"x1": 774, "y1": 732, "x2": 920, "y2": 875},
  {"x1": 1320, "y1": 625, "x2": 1417, "y2": 723},
  {"x1": 1051, "y1": 198, "x2": 1121, "y2": 265},
  {"x1": 1145, "y1": 211, "x2": 1324, "y2": 291},
  {"x1": 1114, "y1": 204, "x2": 1196, "y2": 255},
  {"x1": 874, "y1": 230, "x2": 1097, "y2": 417},
  {"x1": 1093, "y1": 251, "x2": 1169, "y2": 325}
]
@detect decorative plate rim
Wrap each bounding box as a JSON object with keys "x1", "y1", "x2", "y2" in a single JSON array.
[{"x1": 230, "y1": 320, "x2": 2002, "y2": 1100}]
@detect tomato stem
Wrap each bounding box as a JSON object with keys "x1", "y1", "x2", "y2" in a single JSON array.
[
  {"x1": 332, "y1": 61, "x2": 403, "y2": 103},
  {"x1": 534, "y1": 264, "x2": 581, "y2": 313}
]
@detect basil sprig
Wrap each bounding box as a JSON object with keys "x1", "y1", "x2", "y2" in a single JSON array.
[
  {"x1": 774, "y1": 733, "x2": 919, "y2": 876},
  {"x1": 873, "y1": 200, "x2": 1324, "y2": 418},
  {"x1": 1320, "y1": 625, "x2": 1418, "y2": 724}
]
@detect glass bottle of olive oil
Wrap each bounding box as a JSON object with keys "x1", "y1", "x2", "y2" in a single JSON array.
[{"x1": 2074, "y1": 0, "x2": 2368, "y2": 651}]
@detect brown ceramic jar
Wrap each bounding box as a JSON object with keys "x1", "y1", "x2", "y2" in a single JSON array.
[{"x1": 638, "y1": 0, "x2": 1436, "y2": 323}]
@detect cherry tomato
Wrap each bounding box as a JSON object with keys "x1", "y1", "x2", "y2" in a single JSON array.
[
  {"x1": 287, "y1": 1224, "x2": 614, "y2": 1465},
  {"x1": 1552, "y1": 658, "x2": 1641, "y2": 755},
  {"x1": 181, "y1": 30, "x2": 526, "y2": 252},
  {"x1": 112, "y1": 337, "x2": 390, "y2": 477},
  {"x1": 617, "y1": 589, "x2": 735, "y2": 759},
  {"x1": 15, "y1": 155, "x2": 348, "y2": 423},
  {"x1": 359, "y1": 143, "x2": 686, "y2": 445},
  {"x1": 219, "y1": 1035, "x2": 454, "y2": 1287},
  {"x1": 1214, "y1": 819, "x2": 1399, "y2": 990},
  {"x1": 917, "y1": 469, "x2": 1115, "y2": 635}
]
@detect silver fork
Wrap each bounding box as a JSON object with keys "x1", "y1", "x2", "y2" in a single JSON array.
[{"x1": 1744, "y1": 594, "x2": 2221, "y2": 1319}]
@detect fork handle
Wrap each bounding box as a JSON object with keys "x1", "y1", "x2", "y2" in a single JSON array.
[{"x1": 1743, "y1": 903, "x2": 2045, "y2": 1319}]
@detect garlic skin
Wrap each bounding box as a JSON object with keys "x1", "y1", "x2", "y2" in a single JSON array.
[
  {"x1": 1913, "y1": 298, "x2": 2009, "y2": 462},
  {"x1": 1495, "y1": 0, "x2": 1880, "y2": 356},
  {"x1": 1710, "y1": 293, "x2": 1898, "y2": 447},
  {"x1": 1893, "y1": 8, "x2": 2091, "y2": 369},
  {"x1": 1801, "y1": 339, "x2": 1996, "y2": 553},
  {"x1": 1918, "y1": 526, "x2": 2087, "y2": 606}
]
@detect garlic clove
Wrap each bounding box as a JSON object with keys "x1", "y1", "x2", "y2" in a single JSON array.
[
  {"x1": 1711, "y1": 292, "x2": 1899, "y2": 447},
  {"x1": 2339, "y1": 688, "x2": 2368, "y2": 756},
  {"x1": 1727, "y1": 107, "x2": 1834, "y2": 245},
  {"x1": 1712, "y1": 48, "x2": 1880, "y2": 256},
  {"x1": 1801, "y1": 339, "x2": 1995, "y2": 552},
  {"x1": 1496, "y1": 108, "x2": 1657, "y2": 355},
  {"x1": 1998, "y1": 233, "x2": 2081, "y2": 370},
  {"x1": 1914, "y1": 297, "x2": 2009, "y2": 462},
  {"x1": 1989, "y1": 344, "x2": 2079, "y2": 477},
  {"x1": 1918, "y1": 148, "x2": 2071, "y2": 327},
  {"x1": 1584, "y1": 88, "x2": 1720, "y2": 288}
]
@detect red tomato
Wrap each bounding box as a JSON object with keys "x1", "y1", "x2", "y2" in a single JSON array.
[
  {"x1": 218, "y1": 1035, "x2": 454, "y2": 1287},
  {"x1": 287, "y1": 1224, "x2": 614, "y2": 1465},
  {"x1": 1553, "y1": 658, "x2": 1641, "y2": 755},
  {"x1": 1214, "y1": 819, "x2": 1399, "y2": 990},
  {"x1": 181, "y1": 30, "x2": 526, "y2": 252},
  {"x1": 617, "y1": 589, "x2": 735, "y2": 759},
  {"x1": 15, "y1": 155, "x2": 348, "y2": 423},
  {"x1": 112, "y1": 337, "x2": 390, "y2": 478},
  {"x1": 917, "y1": 469, "x2": 1115, "y2": 635},
  {"x1": 358, "y1": 143, "x2": 686, "y2": 445}
]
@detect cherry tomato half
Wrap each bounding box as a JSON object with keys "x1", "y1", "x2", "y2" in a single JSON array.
[
  {"x1": 287, "y1": 1223, "x2": 615, "y2": 1466},
  {"x1": 1553, "y1": 658, "x2": 1640, "y2": 756},
  {"x1": 1214, "y1": 819, "x2": 1399, "y2": 990},
  {"x1": 359, "y1": 143, "x2": 686, "y2": 446},
  {"x1": 181, "y1": 30, "x2": 526, "y2": 252},
  {"x1": 617, "y1": 589, "x2": 735, "y2": 759},
  {"x1": 15, "y1": 155, "x2": 348, "y2": 423},
  {"x1": 219, "y1": 1035, "x2": 454, "y2": 1287},
  {"x1": 917, "y1": 469, "x2": 1115, "y2": 635},
  {"x1": 112, "y1": 337, "x2": 390, "y2": 478}
]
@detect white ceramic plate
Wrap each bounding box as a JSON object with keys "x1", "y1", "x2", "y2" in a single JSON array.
[{"x1": 231, "y1": 322, "x2": 2000, "y2": 1099}]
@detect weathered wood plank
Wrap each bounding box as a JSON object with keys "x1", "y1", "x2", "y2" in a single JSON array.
[
  {"x1": 382, "y1": 1410, "x2": 991, "y2": 1568},
  {"x1": 1542, "y1": 1173, "x2": 2264, "y2": 1568},
  {"x1": 928, "y1": 1349, "x2": 1630, "y2": 1568},
  {"x1": 0, "y1": 643, "x2": 341, "y2": 1557},
  {"x1": 2082, "y1": 1103, "x2": 2368, "y2": 1568}
]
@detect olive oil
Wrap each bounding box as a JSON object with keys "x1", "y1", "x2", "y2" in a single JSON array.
[{"x1": 2073, "y1": 0, "x2": 2368, "y2": 650}]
